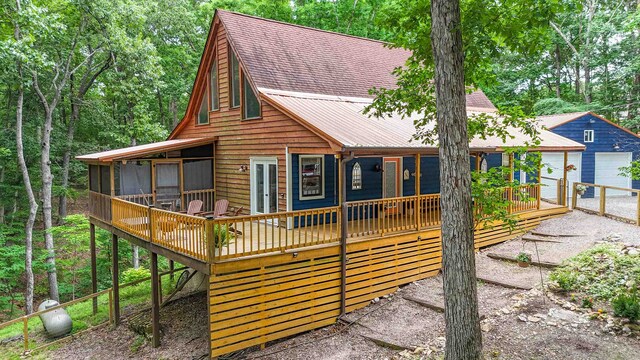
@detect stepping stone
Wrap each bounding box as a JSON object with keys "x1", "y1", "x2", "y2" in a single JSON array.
[
  {"x1": 530, "y1": 231, "x2": 584, "y2": 238},
  {"x1": 521, "y1": 236, "x2": 564, "y2": 244},
  {"x1": 475, "y1": 275, "x2": 533, "y2": 290},
  {"x1": 486, "y1": 252, "x2": 561, "y2": 268}
]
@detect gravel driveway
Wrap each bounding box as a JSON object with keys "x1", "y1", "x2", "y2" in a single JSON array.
[{"x1": 574, "y1": 195, "x2": 638, "y2": 223}]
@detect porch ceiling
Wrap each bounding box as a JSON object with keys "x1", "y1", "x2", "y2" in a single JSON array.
[{"x1": 76, "y1": 138, "x2": 216, "y2": 163}]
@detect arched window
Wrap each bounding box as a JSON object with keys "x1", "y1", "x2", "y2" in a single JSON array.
[{"x1": 352, "y1": 162, "x2": 362, "y2": 190}]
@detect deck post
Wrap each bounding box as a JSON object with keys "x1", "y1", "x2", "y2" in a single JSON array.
[
  {"x1": 151, "y1": 251, "x2": 161, "y2": 348},
  {"x1": 571, "y1": 182, "x2": 578, "y2": 209},
  {"x1": 206, "y1": 216, "x2": 215, "y2": 263},
  {"x1": 111, "y1": 233, "x2": 120, "y2": 326},
  {"x1": 339, "y1": 157, "x2": 348, "y2": 317},
  {"x1": 599, "y1": 186, "x2": 606, "y2": 215},
  {"x1": 562, "y1": 151, "x2": 569, "y2": 206},
  {"x1": 537, "y1": 159, "x2": 542, "y2": 210},
  {"x1": 415, "y1": 153, "x2": 421, "y2": 230},
  {"x1": 508, "y1": 153, "x2": 514, "y2": 213},
  {"x1": 169, "y1": 260, "x2": 174, "y2": 280},
  {"x1": 90, "y1": 223, "x2": 98, "y2": 315}
]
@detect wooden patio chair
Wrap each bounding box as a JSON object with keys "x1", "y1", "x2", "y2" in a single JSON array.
[
  {"x1": 212, "y1": 199, "x2": 229, "y2": 218},
  {"x1": 184, "y1": 199, "x2": 203, "y2": 216}
]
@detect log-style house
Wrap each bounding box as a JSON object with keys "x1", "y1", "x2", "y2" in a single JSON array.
[{"x1": 77, "y1": 10, "x2": 585, "y2": 358}]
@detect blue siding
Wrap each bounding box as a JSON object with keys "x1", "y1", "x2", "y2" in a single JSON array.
[
  {"x1": 551, "y1": 113, "x2": 640, "y2": 197},
  {"x1": 292, "y1": 155, "x2": 442, "y2": 211}
]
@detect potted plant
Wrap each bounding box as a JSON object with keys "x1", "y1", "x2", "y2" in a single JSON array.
[
  {"x1": 516, "y1": 252, "x2": 532, "y2": 268},
  {"x1": 576, "y1": 184, "x2": 587, "y2": 196}
]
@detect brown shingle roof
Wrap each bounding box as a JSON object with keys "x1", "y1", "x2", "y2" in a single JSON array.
[{"x1": 219, "y1": 10, "x2": 496, "y2": 109}]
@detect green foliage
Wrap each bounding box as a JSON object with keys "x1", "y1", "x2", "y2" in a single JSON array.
[
  {"x1": 612, "y1": 291, "x2": 640, "y2": 322},
  {"x1": 550, "y1": 244, "x2": 640, "y2": 300},
  {"x1": 532, "y1": 98, "x2": 582, "y2": 116},
  {"x1": 214, "y1": 224, "x2": 233, "y2": 248},
  {"x1": 515, "y1": 252, "x2": 532, "y2": 264},
  {"x1": 122, "y1": 267, "x2": 151, "y2": 284}
]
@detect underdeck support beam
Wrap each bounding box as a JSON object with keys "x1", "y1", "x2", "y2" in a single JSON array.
[
  {"x1": 151, "y1": 251, "x2": 161, "y2": 347},
  {"x1": 111, "y1": 233, "x2": 120, "y2": 326}
]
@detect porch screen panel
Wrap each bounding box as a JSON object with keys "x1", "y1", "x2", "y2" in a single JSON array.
[
  {"x1": 89, "y1": 165, "x2": 99, "y2": 192},
  {"x1": 183, "y1": 159, "x2": 213, "y2": 191},
  {"x1": 99, "y1": 165, "x2": 111, "y2": 195},
  {"x1": 155, "y1": 163, "x2": 180, "y2": 203},
  {"x1": 119, "y1": 161, "x2": 151, "y2": 195}
]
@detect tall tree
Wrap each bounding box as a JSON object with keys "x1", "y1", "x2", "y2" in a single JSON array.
[{"x1": 431, "y1": 0, "x2": 482, "y2": 357}]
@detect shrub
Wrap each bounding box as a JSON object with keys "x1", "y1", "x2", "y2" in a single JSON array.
[
  {"x1": 612, "y1": 291, "x2": 640, "y2": 322},
  {"x1": 214, "y1": 224, "x2": 234, "y2": 248},
  {"x1": 550, "y1": 270, "x2": 577, "y2": 291},
  {"x1": 122, "y1": 267, "x2": 151, "y2": 284}
]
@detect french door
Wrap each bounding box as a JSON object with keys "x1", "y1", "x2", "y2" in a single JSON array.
[{"x1": 251, "y1": 159, "x2": 278, "y2": 215}]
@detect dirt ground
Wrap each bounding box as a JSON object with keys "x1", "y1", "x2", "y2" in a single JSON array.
[{"x1": 35, "y1": 208, "x2": 640, "y2": 359}]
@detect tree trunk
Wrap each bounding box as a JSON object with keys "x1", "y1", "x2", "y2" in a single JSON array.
[
  {"x1": 430, "y1": 1, "x2": 482, "y2": 359},
  {"x1": 554, "y1": 44, "x2": 562, "y2": 98},
  {"x1": 14, "y1": 0, "x2": 36, "y2": 313},
  {"x1": 132, "y1": 246, "x2": 139, "y2": 269},
  {"x1": 574, "y1": 63, "x2": 580, "y2": 96},
  {"x1": 41, "y1": 109, "x2": 60, "y2": 301},
  {"x1": 58, "y1": 95, "x2": 77, "y2": 221}
]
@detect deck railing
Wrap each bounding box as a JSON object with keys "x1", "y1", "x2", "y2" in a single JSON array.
[
  {"x1": 507, "y1": 184, "x2": 541, "y2": 213},
  {"x1": 109, "y1": 184, "x2": 544, "y2": 262},
  {"x1": 183, "y1": 189, "x2": 216, "y2": 212},
  {"x1": 89, "y1": 191, "x2": 112, "y2": 222},
  {"x1": 210, "y1": 206, "x2": 341, "y2": 261},
  {"x1": 151, "y1": 207, "x2": 208, "y2": 262},
  {"x1": 117, "y1": 193, "x2": 153, "y2": 206},
  {"x1": 572, "y1": 181, "x2": 640, "y2": 225}
]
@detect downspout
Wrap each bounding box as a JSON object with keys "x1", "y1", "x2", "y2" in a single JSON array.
[{"x1": 339, "y1": 151, "x2": 355, "y2": 317}]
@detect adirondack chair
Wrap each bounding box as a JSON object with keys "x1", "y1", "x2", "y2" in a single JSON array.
[
  {"x1": 185, "y1": 200, "x2": 203, "y2": 216},
  {"x1": 212, "y1": 199, "x2": 229, "y2": 218}
]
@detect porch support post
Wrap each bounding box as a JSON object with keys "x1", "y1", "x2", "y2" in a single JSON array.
[
  {"x1": 339, "y1": 156, "x2": 348, "y2": 317},
  {"x1": 337, "y1": 154, "x2": 343, "y2": 204},
  {"x1": 110, "y1": 162, "x2": 115, "y2": 197},
  {"x1": 415, "y1": 153, "x2": 421, "y2": 230},
  {"x1": 474, "y1": 153, "x2": 481, "y2": 172},
  {"x1": 90, "y1": 223, "x2": 98, "y2": 315},
  {"x1": 537, "y1": 158, "x2": 542, "y2": 210},
  {"x1": 508, "y1": 153, "x2": 514, "y2": 213},
  {"x1": 111, "y1": 233, "x2": 120, "y2": 326},
  {"x1": 169, "y1": 260, "x2": 174, "y2": 281},
  {"x1": 151, "y1": 251, "x2": 161, "y2": 348},
  {"x1": 562, "y1": 151, "x2": 569, "y2": 206}
]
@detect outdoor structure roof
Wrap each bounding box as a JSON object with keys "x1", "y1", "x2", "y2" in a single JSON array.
[
  {"x1": 261, "y1": 89, "x2": 585, "y2": 154},
  {"x1": 537, "y1": 111, "x2": 640, "y2": 139},
  {"x1": 218, "y1": 10, "x2": 497, "y2": 109},
  {"x1": 75, "y1": 138, "x2": 215, "y2": 163}
]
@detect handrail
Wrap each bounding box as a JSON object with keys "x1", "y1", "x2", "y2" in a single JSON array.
[{"x1": 572, "y1": 181, "x2": 640, "y2": 225}]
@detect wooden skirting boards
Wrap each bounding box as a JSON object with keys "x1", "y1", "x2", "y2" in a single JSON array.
[{"x1": 205, "y1": 205, "x2": 568, "y2": 358}]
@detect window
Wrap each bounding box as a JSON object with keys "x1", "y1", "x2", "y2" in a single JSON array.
[
  {"x1": 183, "y1": 159, "x2": 213, "y2": 191},
  {"x1": 300, "y1": 156, "x2": 324, "y2": 199},
  {"x1": 351, "y1": 162, "x2": 362, "y2": 190},
  {"x1": 230, "y1": 49, "x2": 240, "y2": 108},
  {"x1": 197, "y1": 92, "x2": 208, "y2": 125},
  {"x1": 210, "y1": 59, "x2": 219, "y2": 111},
  {"x1": 584, "y1": 130, "x2": 594, "y2": 143},
  {"x1": 243, "y1": 76, "x2": 261, "y2": 119}
]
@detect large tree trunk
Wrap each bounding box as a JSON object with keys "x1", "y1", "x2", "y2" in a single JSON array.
[
  {"x1": 14, "y1": 0, "x2": 36, "y2": 313},
  {"x1": 58, "y1": 96, "x2": 77, "y2": 221},
  {"x1": 430, "y1": 1, "x2": 482, "y2": 359},
  {"x1": 41, "y1": 110, "x2": 60, "y2": 301}
]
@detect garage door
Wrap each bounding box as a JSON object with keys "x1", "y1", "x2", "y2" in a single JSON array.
[
  {"x1": 541, "y1": 152, "x2": 582, "y2": 202},
  {"x1": 595, "y1": 152, "x2": 632, "y2": 196}
]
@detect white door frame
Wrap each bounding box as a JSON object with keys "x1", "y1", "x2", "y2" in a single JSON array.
[{"x1": 250, "y1": 157, "x2": 278, "y2": 215}]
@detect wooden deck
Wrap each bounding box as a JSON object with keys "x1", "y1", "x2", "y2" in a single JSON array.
[{"x1": 102, "y1": 184, "x2": 559, "y2": 264}]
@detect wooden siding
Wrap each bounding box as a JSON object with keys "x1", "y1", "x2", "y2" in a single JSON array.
[
  {"x1": 552, "y1": 113, "x2": 640, "y2": 196},
  {"x1": 174, "y1": 22, "x2": 335, "y2": 212},
  {"x1": 208, "y1": 205, "x2": 567, "y2": 357}
]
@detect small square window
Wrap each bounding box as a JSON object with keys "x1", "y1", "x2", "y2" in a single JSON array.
[
  {"x1": 584, "y1": 130, "x2": 594, "y2": 143},
  {"x1": 299, "y1": 156, "x2": 324, "y2": 199}
]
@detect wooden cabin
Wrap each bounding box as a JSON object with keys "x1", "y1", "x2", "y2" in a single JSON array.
[{"x1": 77, "y1": 10, "x2": 585, "y2": 358}]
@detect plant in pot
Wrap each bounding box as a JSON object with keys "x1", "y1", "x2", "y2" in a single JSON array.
[
  {"x1": 576, "y1": 184, "x2": 587, "y2": 196},
  {"x1": 516, "y1": 252, "x2": 532, "y2": 268}
]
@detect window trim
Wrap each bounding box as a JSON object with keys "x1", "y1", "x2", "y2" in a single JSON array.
[
  {"x1": 351, "y1": 162, "x2": 362, "y2": 190},
  {"x1": 229, "y1": 47, "x2": 241, "y2": 109},
  {"x1": 210, "y1": 58, "x2": 219, "y2": 112},
  {"x1": 299, "y1": 155, "x2": 325, "y2": 200},
  {"x1": 584, "y1": 129, "x2": 594, "y2": 143},
  {"x1": 242, "y1": 73, "x2": 262, "y2": 120}
]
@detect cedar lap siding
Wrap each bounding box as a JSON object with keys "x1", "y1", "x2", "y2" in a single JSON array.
[
  {"x1": 169, "y1": 10, "x2": 499, "y2": 213},
  {"x1": 539, "y1": 112, "x2": 640, "y2": 196}
]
